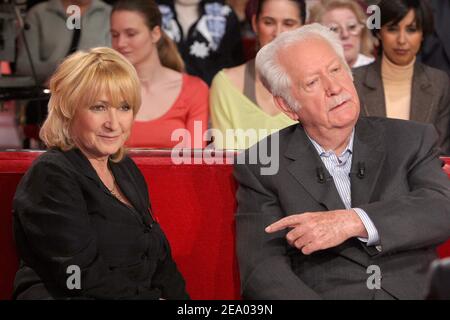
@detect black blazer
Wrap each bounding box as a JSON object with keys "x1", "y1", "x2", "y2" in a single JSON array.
[
  {"x1": 13, "y1": 148, "x2": 188, "y2": 300},
  {"x1": 353, "y1": 59, "x2": 450, "y2": 154},
  {"x1": 234, "y1": 118, "x2": 450, "y2": 299}
]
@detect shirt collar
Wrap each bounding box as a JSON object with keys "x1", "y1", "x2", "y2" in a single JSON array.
[{"x1": 306, "y1": 129, "x2": 355, "y2": 159}]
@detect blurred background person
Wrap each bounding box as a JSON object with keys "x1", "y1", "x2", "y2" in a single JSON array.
[
  {"x1": 419, "y1": 0, "x2": 450, "y2": 77},
  {"x1": 0, "y1": 62, "x2": 21, "y2": 149},
  {"x1": 13, "y1": 47, "x2": 188, "y2": 300},
  {"x1": 227, "y1": 0, "x2": 255, "y2": 54},
  {"x1": 15, "y1": 0, "x2": 112, "y2": 148},
  {"x1": 353, "y1": 0, "x2": 450, "y2": 154},
  {"x1": 209, "y1": 0, "x2": 305, "y2": 149},
  {"x1": 111, "y1": 0, "x2": 209, "y2": 149},
  {"x1": 156, "y1": 0, "x2": 244, "y2": 85},
  {"x1": 226, "y1": 0, "x2": 249, "y2": 26},
  {"x1": 308, "y1": 0, "x2": 375, "y2": 68}
]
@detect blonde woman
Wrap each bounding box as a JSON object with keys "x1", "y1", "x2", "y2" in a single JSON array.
[
  {"x1": 309, "y1": 0, "x2": 375, "y2": 68},
  {"x1": 13, "y1": 48, "x2": 188, "y2": 300}
]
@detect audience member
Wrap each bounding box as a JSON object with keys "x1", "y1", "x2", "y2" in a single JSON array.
[
  {"x1": 309, "y1": 0, "x2": 375, "y2": 68},
  {"x1": 419, "y1": 0, "x2": 450, "y2": 77},
  {"x1": 157, "y1": 0, "x2": 244, "y2": 85},
  {"x1": 15, "y1": 0, "x2": 112, "y2": 148},
  {"x1": 16, "y1": 0, "x2": 111, "y2": 85},
  {"x1": 210, "y1": 0, "x2": 305, "y2": 149},
  {"x1": 13, "y1": 47, "x2": 188, "y2": 299},
  {"x1": 353, "y1": 0, "x2": 450, "y2": 154},
  {"x1": 111, "y1": 0, "x2": 209, "y2": 149}
]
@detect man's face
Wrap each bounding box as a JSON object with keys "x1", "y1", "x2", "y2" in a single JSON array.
[{"x1": 277, "y1": 37, "x2": 360, "y2": 133}]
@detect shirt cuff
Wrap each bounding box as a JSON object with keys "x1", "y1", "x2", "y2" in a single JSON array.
[{"x1": 353, "y1": 208, "x2": 380, "y2": 247}]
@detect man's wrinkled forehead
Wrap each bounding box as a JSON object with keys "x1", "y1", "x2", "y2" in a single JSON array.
[{"x1": 276, "y1": 37, "x2": 341, "y2": 77}]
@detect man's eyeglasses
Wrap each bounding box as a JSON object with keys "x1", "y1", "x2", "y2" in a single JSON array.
[{"x1": 326, "y1": 21, "x2": 364, "y2": 37}]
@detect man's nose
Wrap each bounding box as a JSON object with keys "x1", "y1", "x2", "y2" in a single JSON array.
[{"x1": 323, "y1": 74, "x2": 342, "y2": 96}]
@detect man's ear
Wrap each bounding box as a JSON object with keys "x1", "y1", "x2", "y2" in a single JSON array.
[{"x1": 274, "y1": 96, "x2": 300, "y2": 121}]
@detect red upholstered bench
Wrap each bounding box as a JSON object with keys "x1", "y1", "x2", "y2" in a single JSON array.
[
  {"x1": 1, "y1": 151, "x2": 449, "y2": 300},
  {"x1": 0, "y1": 150, "x2": 240, "y2": 300}
]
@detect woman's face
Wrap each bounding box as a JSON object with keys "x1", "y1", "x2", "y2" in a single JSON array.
[
  {"x1": 111, "y1": 10, "x2": 160, "y2": 67},
  {"x1": 321, "y1": 8, "x2": 363, "y2": 67},
  {"x1": 70, "y1": 95, "x2": 134, "y2": 160},
  {"x1": 379, "y1": 9, "x2": 423, "y2": 66},
  {"x1": 252, "y1": 0, "x2": 302, "y2": 48}
]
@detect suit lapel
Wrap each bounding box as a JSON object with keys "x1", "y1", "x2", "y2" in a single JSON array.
[
  {"x1": 63, "y1": 148, "x2": 102, "y2": 186},
  {"x1": 361, "y1": 60, "x2": 386, "y2": 117},
  {"x1": 410, "y1": 63, "x2": 434, "y2": 123},
  {"x1": 284, "y1": 125, "x2": 374, "y2": 267},
  {"x1": 350, "y1": 118, "x2": 386, "y2": 207},
  {"x1": 285, "y1": 126, "x2": 346, "y2": 211}
]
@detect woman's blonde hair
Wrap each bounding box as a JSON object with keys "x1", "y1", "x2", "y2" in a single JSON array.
[
  {"x1": 39, "y1": 47, "x2": 141, "y2": 162},
  {"x1": 308, "y1": 0, "x2": 375, "y2": 57}
]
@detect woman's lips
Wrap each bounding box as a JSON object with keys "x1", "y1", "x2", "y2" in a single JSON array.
[
  {"x1": 99, "y1": 135, "x2": 120, "y2": 142},
  {"x1": 394, "y1": 49, "x2": 409, "y2": 55}
]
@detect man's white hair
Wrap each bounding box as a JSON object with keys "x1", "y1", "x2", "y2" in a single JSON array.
[{"x1": 255, "y1": 23, "x2": 352, "y2": 112}]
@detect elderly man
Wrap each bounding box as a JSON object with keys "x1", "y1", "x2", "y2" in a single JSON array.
[{"x1": 234, "y1": 23, "x2": 450, "y2": 300}]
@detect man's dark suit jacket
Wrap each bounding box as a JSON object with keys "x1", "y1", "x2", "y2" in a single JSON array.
[
  {"x1": 234, "y1": 117, "x2": 450, "y2": 299},
  {"x1": 353, "y1": 59, "x2": 450, "y2": 154},
  {"x1": 13, "y1": 148, "x2": 188, "y2": 300}
]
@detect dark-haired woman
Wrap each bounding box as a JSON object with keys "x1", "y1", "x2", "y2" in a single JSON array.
[
  {"x1": 111, "y1": 0, "x2": 209, "y2": 149},
  {"x1": 353, "y1": 0, "x2": 450, "y2": 154},
  {"x1": 209, "y1": 0, "x2": 305, "y2": 149}
]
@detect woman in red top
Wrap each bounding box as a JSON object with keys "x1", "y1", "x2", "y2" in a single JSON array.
[{"x1": 111, "y1": 0, "x2": 209, "y2": 149}]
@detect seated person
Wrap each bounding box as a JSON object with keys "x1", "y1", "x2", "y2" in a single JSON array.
[
  {"x1": 13, "y1": 47, "x2": 188, "y2": 300},
  {"x1": 16, "y1": 0, "x2": 112, "y2": 84},
  {"x1": 353, "y1": 0, "x2": 450, "y2": 154},
  {"x1": 111, "y1": 0, "x2": 209, "y2": 149},
  {"x1": 15, "y1": 0, "x2": 112, "y2": 148},
  {"x1": 157, "y1": 0, "x2": 244, "y2": 85},
  {"x1": 234, "y1": 23, "x2": 450, "y2": 299},
  {"x1": 420, "y1": 0, "x2": 450, "y2": 78},
  {"x1": 308, "y1": 0, "x2": 375, "y2": 68},
  {"x1": 210, "y1": 0, "x2": 305, "y2": 149}
]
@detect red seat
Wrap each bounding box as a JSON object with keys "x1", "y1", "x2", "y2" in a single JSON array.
[
  {"x1": 1, "y1": 152, "x2": 450, "y2": 300},
  {"x1": 0, "y1": 150, "x2": 240, "y2": 300}
]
